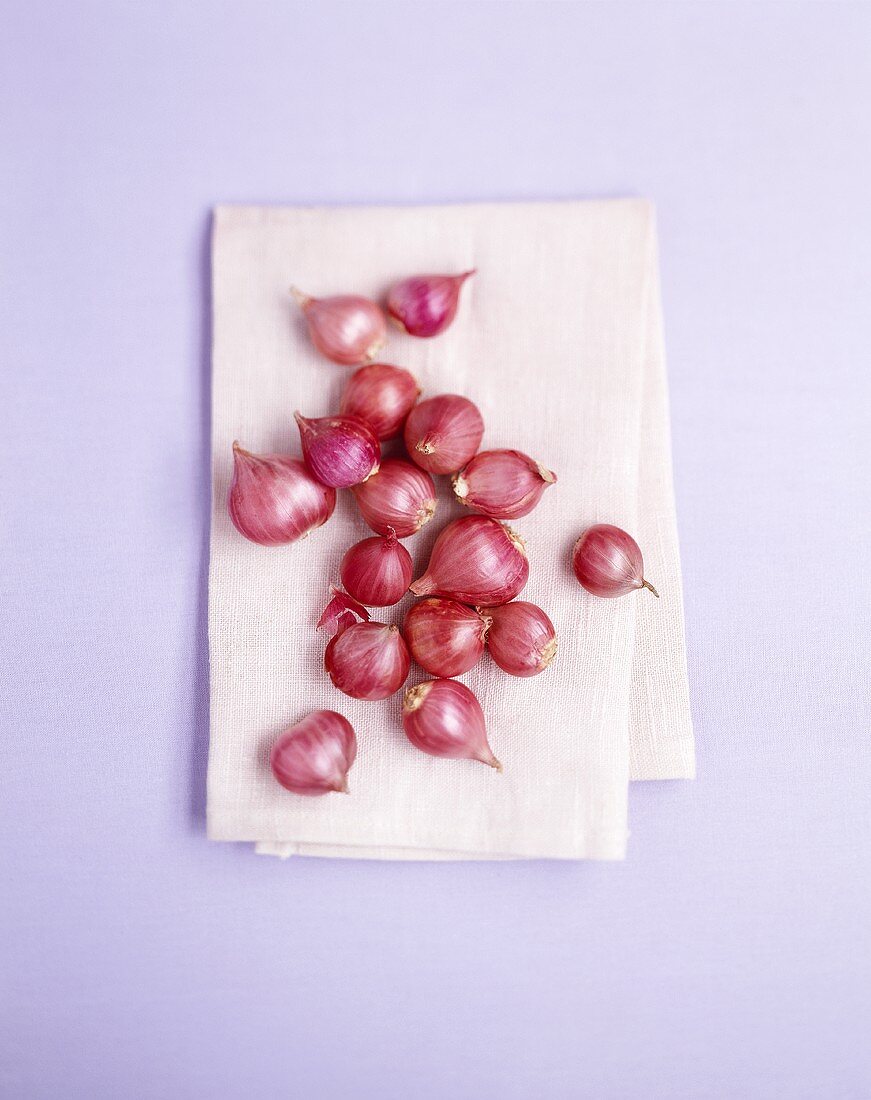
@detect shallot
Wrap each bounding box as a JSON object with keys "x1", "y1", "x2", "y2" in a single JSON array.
[
  {"x1": 295, "y1": 412, "x2": 380, "y2": 489},
  {"x1": 270, "y1": 710, "x2": 357, "y2": 796},
  {"x1": 410, "y1": 515, "x2": 529, "y2": 605},
  {"x1": 352, "y1": 457, "x2": 437, "y2": 537},
  {"x1": 402, "y1": 679, "x2": 500, "y2": 770},
  {"x1": 403, "y1": 598, "x2": 489, "y2": 678},
  {"x1": 403, "y1": 394, "x2": 484, "y2": 475},
  {"x1": 572, "y1": 524, "x2": 659, "y2": 598},
  {"x1": 339, "y1": 363, "x2": 420, "y2": 440},
  {"x1": 228, "y1": 442, "x2": 336, "y2": 545},
  {"x1": 292, "y1": 288, "x2": 386, "y2": 366},
  {"x1": 340, "y1": 528, "x2": 413, "y2": 607},
  {"x1": 485, "y1": 601, "x2": 557, "y2": 677},
  {"x1": 453, "y1": 449, "x2": 556, "y2": 520},
  {"x1": 325, "y1": 620, "x2": 411, "y2": 700},
  {"x1": 387, "y1": 270, "x2": 476, "y2": 338}
]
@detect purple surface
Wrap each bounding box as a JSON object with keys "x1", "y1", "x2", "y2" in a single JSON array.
[{"x1": 2, "y1": 3, "x2": 870, "y2": 1096}]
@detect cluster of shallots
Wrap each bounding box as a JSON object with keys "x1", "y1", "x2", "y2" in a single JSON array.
[{"x1": 230, "y1": 271, "x2": 659, "y2": 797}]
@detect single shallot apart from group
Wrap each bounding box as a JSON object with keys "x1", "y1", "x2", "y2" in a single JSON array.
[
  {"x1": 270, "y1": 710, "x2": 357, "y2": 796},
  {"x1": 572, "y1": 523, "x2": 659, "y2": 598}
]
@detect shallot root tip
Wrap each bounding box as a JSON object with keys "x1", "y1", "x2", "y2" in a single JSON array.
[
  {"x1": 363, "y1": 338, "x2": 385, "y2": 363},
  {"x1": 540, "y1": 637, "x2": 558, "y2": 669},
  {"x1": 642, "y1": 579, "x2": 660, "y2": 598},
  {"x1": 538, "y1": 464, "x2": 557, "y2": 484},
  {"x1": 290, "y1": 286, "x2": 311, "y2": 308}
]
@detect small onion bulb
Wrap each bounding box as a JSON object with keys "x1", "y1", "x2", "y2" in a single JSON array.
[
  {"x1": 294, "y1": 411, "x2": 380, "y2": 489},
  {"x1": 228, "y1": 442, "x2": 336, "y2": 546},
  {"x1": 453, "y1": 449, "x2": 556, "y2": 520},
  {"x1": 338, "y1": 363, "x2": 421, "y2": 441},
  {"x1": 387, "y1": 270, "x2": 476, "y2": 338},
  {"x1": 292, "y1": 288, "x2": 387, "y2": 366},
  {"x1": 410, "y1": 515, "x2": 529, "y2": 605},
  {"x1": 352, "y1": 457, "x2": 437, "y2": 538},
  {"x1": 403, "y1": 598, "x2": 489, "y2": 678},
  {"x1": 340, "y1": 529, "x2": 414, "y2": 607},
  {"x1": 403, "y1": 394, "x2": 485, "y2": 475},
  {"x1": 402, "y1": 679, "x2": 500, "y2": 770},
  {"x1": 270, "y1": 710, "x2": 357, "y2": 796},
  {"x1": 484, "y1": 601, "x2": 557, "y2": 677},
  {"x1": 572, "y1": 524, "x2": 659, "y2": 598},
  {"x1": 325, "y1": 621, "x2": 411, "y2": 700}
]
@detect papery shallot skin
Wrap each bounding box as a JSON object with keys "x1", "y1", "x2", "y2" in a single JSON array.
[
  {"x1": 403, "y1": 394, "x2": 484, "y2": 475},
  {"x1": 387, "y1": 270, "x2": 475, "y2": 338},
  {"x1": 270, "y1": 710, "x2": 357, "y2": 796},
  {"x1": 228, "y1": 443, "x2": 336, "y2": 545},
  {"x1": 339, "y1": 363, "x2": 420, "y2": 440},
  {"x1": 292, "y1": 290, "x2": 387, "y2": 366},
  {"x1": 352, "y1": 457, "x2": 437, "y2": 538},
  {"x1": 410, "y1": 515, "x2": 529, "y2": 605},
  {"x1": 572, "y1": 523, "x2": 659, "y2": 599},
  {"x1": 453, "y1": 449, "x2": 557, "y2": 520},
  {"x1": 484, "y1": 601, "x2": 557, "y2": 677},
  {"x1": 401, "y1": 679, "x2": 500, "y2": 769},
  {"x1": 340, "y1": 530, "x2": 414, "y2": 607},
  {"x1": 317, "y1": 586, "x2": 370, "y2": 633},
  {"x1": 325, "y1": 621, "x2": 411, "y2": 700},
  {"x1": 294, "y1": 412, "x2": 380, "y2": 489},
  {"x1": 403, "y1": 598, "x2": 489, "y2": 678}
]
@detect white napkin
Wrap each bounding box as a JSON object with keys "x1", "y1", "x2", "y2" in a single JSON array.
[{"x1": 207, "y1": 200, "x2": 694, "y2": 861}]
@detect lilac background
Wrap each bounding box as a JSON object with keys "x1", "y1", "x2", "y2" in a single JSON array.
[{"x1": 3, "y1": 2, "x2": 870, "y2": 1096}]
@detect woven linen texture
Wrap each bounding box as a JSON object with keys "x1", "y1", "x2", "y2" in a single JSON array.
[{"x1": 207, "y1": 200, "x2": 694, "y2": 860}]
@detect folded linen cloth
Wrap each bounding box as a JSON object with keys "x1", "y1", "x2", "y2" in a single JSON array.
[{"x1": 207, "y1": 199, "x2": 694, "y2": 860}]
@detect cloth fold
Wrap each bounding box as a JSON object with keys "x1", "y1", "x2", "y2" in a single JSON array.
[{"x1": 207, "y1": 199, "x2": 693, "y2": 861}]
